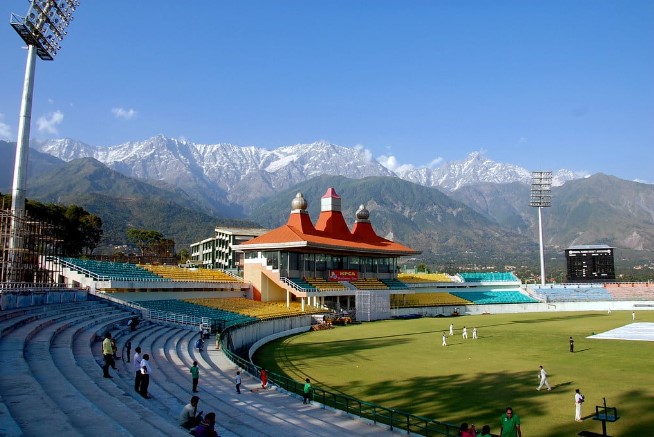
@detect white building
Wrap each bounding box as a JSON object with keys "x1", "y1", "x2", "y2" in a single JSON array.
[{"x1": 190, "y1": 227, "x2": 268, "y2": 271}]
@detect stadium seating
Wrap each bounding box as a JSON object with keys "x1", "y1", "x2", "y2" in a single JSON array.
[
  {"x1": 391, "y1": 292, "x2": 472, "y2": 307},
  {"x1": 287, "y1": 277, "x2": 318, "y2": 291},
  {"x1": 380, "y1": 278, "x2": 408, "y2": 290},
  {"x1": 141, "y1": 265, "x2": 241, "y2": 282},
  {"x1": 449, "y1": 290, "x2": 538, "y2": 304},
  {"x1": 0, "y1": 298, "x2": 398, "y2": 436},
  {"x1": 304, "y1": 277, "x2": 348, "y2": 291},
  {"x1": 137, "y1": 299, "x2": 257, "y2": 329},
  {"x1": 349, "y1": 278, "x2": 388, "y2": 290},
  {"x1": 533, "y1": 285, "x2": 614, "y2": 302},
  {"x1": 60, "y1": 257, "x2": 166, "y2": 281},
  {"x1": 185, "y1": 297, "x2": 329, "y2": 320},
  {"x1": 604, "y1": 283, "x2": 654, "y2": 301},
  {"x1": 459, "y1": 272, "x2": 519, "y2": 282},
  {"x1": 398, "y1": 272, "x2": 455, "y2": 283}
]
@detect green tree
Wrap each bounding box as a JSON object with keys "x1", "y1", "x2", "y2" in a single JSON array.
[
  {"x1": 1, "y1": 195, "x2": 103, "y2": 256},
  {"x1": 178, "y1": 248, "x2": 190, "y2": 263},
  {"x1": 127, "y1": 228, "x2": 164, "y2": 255}
]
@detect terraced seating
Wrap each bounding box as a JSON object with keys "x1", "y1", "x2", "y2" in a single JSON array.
[
  {"x1": 287, "y1": 277, "x2": 318, "y2": 291},
  {"x1": 141, "y1": 265, "x2": 242, "y2": 282},
  {"x1": 534, "y1": 285, "x2": 613, "y2": 302},
  {"x1": 349, "y1": 278, "x2": 388, "y2": 290},
  {"x1": 604, "y1": 283, "x2": 654, "y2": 301},
  {"x1": 185, "y1": 297, "x2": 329, "y2": 320},
  {"x1": 391, "y1": 292, "x2": 472, "y2": 307},
  {"x1": 450, "y1": 290, "x2": 538, "y2": 304},
  {"x1": 115, "y1": 313, "x2": 398, "y2": 436},
  {"x1": 137, "y1": 299, "x2": 257, "y2": 329},
  {"x1": 380, "y1": 278, "x2": 408, "y2": 290},
  {"x1": 459, "y1": 272, "x2": 519, "y2": 282},
  {"x1": 0, "y1": 297, "x2": 402, "y2": 436},
  {"x1": 0, "y1": 300, "x2": 188, "y2": 436},
  {"x1": 60, "y1": 257, "x2": 167, "y2": 281},
  {"x1": 305, "y1": 277, "x2": 348, "y2": 291},
  {"x1": 398, "y1": 272, "x2": 455, "y2": 283}
]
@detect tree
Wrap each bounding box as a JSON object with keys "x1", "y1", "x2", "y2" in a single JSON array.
[
  {"x1": 178, "y1": 248, "x2": 190, "y2": 263},
  {"x1": 1, "y1": 195, "x2": 103, "y2": 257},
  {"x1": 126, "y1": 228, "x2": 163, "y2": 255}
]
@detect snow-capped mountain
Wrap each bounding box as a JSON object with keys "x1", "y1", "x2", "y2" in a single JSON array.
[
  {"x1": 396, "y1": 152, "x2": 584, "y2": 191},
  {"x1": 32, "y1": 136, "x2": 583, "y2": 208}
]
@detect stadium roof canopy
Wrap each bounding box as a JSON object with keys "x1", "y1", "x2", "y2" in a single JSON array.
[{"x1": 237, "y1": 188, "x2": 419, "y2": 257}]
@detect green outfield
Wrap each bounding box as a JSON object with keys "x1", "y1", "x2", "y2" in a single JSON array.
[{"x1": 254, "y1": 310, "x2": 654, "y2": 437}]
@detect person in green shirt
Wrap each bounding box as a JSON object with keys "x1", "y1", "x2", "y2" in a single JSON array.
[
  {"x1": 303, "y1": 378, "x2": 312, "y2": 404},
  {"x1": 190, "y1": 361, "x2": 200, "y2": 393},
  {"x1": 500, "y1": 407, "x2": 521, "y2": 437}
]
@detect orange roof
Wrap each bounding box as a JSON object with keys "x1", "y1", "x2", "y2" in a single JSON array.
[{"x1": 239, "y1": 188, "x2": 418, "y2": 256}]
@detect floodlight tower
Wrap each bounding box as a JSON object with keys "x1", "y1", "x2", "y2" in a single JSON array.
[
  {"x1": 8, "y1": 0, "x2": 80, "y2": 281},
  {"x1": 530, "y1": 171, "x2": 552, "y2": 286}
]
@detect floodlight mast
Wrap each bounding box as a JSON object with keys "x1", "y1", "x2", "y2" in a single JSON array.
[
  {"x1": 7, "y1": 0, "x2": 80, "y2": 282},
  {"x1": 530, "y1": 171, "x2": 552, "y2": 287}
]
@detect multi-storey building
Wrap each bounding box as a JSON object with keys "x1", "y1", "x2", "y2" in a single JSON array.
[{"x1": 190, "y1": 227, "x2": 268, "y2": 271}]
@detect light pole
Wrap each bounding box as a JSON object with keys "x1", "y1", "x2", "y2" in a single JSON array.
[
  {"x1": 8, "y1": 0, "x2": 80, "y2": 281},
  {"x1": 530, "y1": 171, "x2": 552, "y2": 287}
]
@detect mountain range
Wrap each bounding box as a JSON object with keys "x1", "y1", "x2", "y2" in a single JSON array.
[{"x1": 1, "y1": 136, "x2": 652, "y2": 266}]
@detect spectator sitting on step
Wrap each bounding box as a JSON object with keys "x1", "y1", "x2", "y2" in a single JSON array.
[
  {"x1": 193, "y1": 412, "x2": 218, "y2": 437},
  {"x1": 179, "y1": 395, "x2": 203, "y2": 430},
  {"x1": 195, "y1": 337, "x2": 205, "y2": 352}
]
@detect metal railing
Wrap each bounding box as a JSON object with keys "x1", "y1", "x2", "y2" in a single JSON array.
[
  {"x1": 221, "y1": 330, "x2": 459, "y2": 436},
  {"x1": 88, "y1": 290, "x2": 208, "y2": 329}
]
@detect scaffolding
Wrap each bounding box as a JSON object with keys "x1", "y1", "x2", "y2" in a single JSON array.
[
  {"x1": 1, "y1": 204, "x2": 63, "y2": 285},
  {"x1": 355, "y1": 290, "x2": 391, "y2": 321}
]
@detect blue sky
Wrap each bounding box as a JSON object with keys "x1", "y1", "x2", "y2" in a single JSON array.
[{"x1": 1, "y1": 1, "x2": 652, "y2": 182}]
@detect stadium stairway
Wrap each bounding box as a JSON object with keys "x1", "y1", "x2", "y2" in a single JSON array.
[
  {"x1": 0, "y1": 300, "x2": 402, "y2": 436},
  {"x1": 0, "y1": 301, "x2": 187, "y2": 436}
]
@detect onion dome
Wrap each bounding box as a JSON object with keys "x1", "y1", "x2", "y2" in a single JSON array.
[
  {"x1": 291, "y1": 192, "x2": 308, "y2": 211},
  {"x1": 356, "y1": 204, "x2": 370, "y2": 221}
]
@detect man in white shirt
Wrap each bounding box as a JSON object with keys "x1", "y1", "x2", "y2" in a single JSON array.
[
  {"x1": 537, "y1": 365, "x2": 552, "y2": 391},
  {"x1": 462, "y1": 327, "x2": 468, "y2": 339},
  {"x1": 133, "y1": 347, "x2": 142, "y2": 392},
  {"x1": 575, "y1": 389, "x2": 585, "y2": 421},
  {"x1": 140, "y1": 353, "x2": 152, "y2": 398},
  {"x1": 102, "y1": 332, "x2": 114, "y2": 378},
  {"x1": 179, "y1": 395, "x2": 203, "y2": 429},
  {"x1": 472, "y1": 327, "x2": 478, "y2": 339},
  {"x1": 449, "y1": 324, "x2": 454, "y2": 336}
]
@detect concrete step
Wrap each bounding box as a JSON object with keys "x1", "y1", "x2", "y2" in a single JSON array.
[
  {"x1": 26, "y1": 309, "x2": 134, "y2": 436},
  {"x1": 73, "y1": 325, "x2": 188, "y2": 435},
  {"x1": 0, "y1": 303, "x2": 113, "y2": 436},
  {"x1": 71, "y1": 320, "x2": 188, "y2": 436}
]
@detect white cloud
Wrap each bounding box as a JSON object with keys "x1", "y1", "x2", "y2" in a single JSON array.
[
  {"x1": 37, "y1": 110, "x2": 64, "y2": 135},
  {"x1": 378, "y1": 154, "x2": 444, "y2": 172},
  {"x1": 378, "y1": 155, "x2": 415, "y2": 173},
  {"x1": 112, "y1": 107, "x2": 137, "y2": 119},
  {"x1": 427, "y1": 157, "x2": 444, "y2": 169},
  {"x1": 354, "y1": 144, "x2": 373, "y2": 162},
  {"x1": 0, "y1": 113, "x2": 12, "y2": 139}
]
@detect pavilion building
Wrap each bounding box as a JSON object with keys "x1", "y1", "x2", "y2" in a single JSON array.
[{"x1": 237, "y1": 188, "x2": 419, "y2": 317}]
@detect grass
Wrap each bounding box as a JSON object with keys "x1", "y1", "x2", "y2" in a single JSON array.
[{"x1": 254, "y1": 310, "x2": 654, "y2": 437}]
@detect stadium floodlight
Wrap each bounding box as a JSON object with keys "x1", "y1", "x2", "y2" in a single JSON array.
[
  {"x1": 7, "y1": 0, "x2": 80, "y2": 282},
  {"x1": 530, "y1": 171, "x2": 553, "y2": 287}
]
